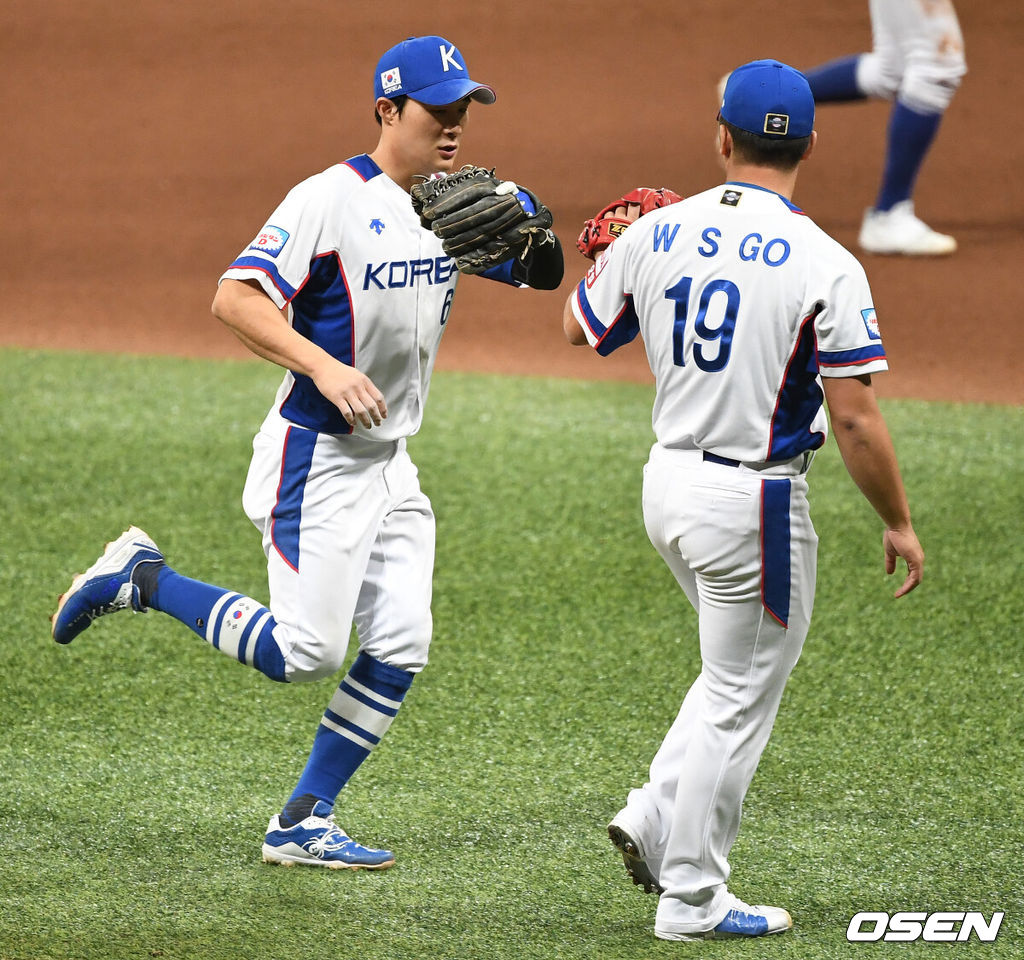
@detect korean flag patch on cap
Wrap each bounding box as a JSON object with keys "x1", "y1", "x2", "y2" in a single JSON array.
[
  {"x1": 380, "y1": 67, "x2": 403, "y2": 94},
  {"x1": 861, "y1": 307, "x2": 881, "y2": 340},
  {"x1": 249, "y1": 225, "x2": 290, "y2": 258}
]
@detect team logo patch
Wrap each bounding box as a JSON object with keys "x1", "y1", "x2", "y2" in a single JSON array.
[
  {"x1": 764, "y1": 113, "x2": 790, "y2": 136},
  {"x1": 861, "y1": 307, "x2": 881, "y2": 340},
  {"x1": 721, "y1": 189, "x2": 742, "y2": 206},
  {"x1": 380, "y1": 67, "x2": 402, "y2": 94},
  {"x1": 249, "y1": 225, "x2": 289, "y2": 257}
]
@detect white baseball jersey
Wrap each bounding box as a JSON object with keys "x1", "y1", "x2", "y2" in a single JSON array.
[
  {"x1": 572, "y1": 182, "x2": 888, "y2": 464},
  {"x1": 222, "y1": 154, "x2": 518, "y2": 442},
  {"x1": 220, "y1": 154, "x2": 522, "y2": 679}
]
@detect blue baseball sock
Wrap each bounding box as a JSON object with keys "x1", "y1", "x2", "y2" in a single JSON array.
[
  {"x1": 803, "y1": 55, "x2": 863, "y2": 102},
  {"x1": 148, "y1": 566, "x2": 287, "y2": 682},
  {"x1": 280, "y1": 652, "x2": 415, "y2": 824},
  {"x1": 875, "y1": 101, "x2": 943, "y2": 211}
]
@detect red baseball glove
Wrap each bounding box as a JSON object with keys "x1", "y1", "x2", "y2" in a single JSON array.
[{"x1": 576, "y1": 186, "x2": 684, "y2": 260}]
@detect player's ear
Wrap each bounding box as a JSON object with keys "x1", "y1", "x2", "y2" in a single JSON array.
[
  {"x1": 802, "y1": 130, "x2": 817, "y2": 162},
  {"x1": 716, "y1": 123, "x2": 732, "y2": 162},
  {"x1": 376, "y1": 97, "x2": 399, "y2": 126}
]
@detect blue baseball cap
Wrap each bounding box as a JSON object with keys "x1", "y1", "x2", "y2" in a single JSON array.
[
  {"x1": 719, "y1": 59, "x2": 814, "y2": 139},
  {"x1": 374, "y1": 36, "x2": 496, "y2": 106}
]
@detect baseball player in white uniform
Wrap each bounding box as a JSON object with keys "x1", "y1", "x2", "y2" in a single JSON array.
[
  {"x1": 563, "y1": 60, "x2": 924, "y2": 940},
  {"x1": 802, "y1": 0, "x2": 965, "y2": 255},
  {"x1": 52, "y1": 36, "x2": 562, "y2": 870}
]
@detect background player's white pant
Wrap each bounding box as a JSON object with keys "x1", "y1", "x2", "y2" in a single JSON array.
[
  {"x1": 243, "y1": 411, "x2": 435, "y2": 682},
  {"x1": 858, "y1": 0, "x2": 965, "y2": 113},
  {"x1": 632, "y1": 445, "x2": 817, "y2": 935}
]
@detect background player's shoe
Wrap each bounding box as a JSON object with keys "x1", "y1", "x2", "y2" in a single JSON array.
[
  {"x1": 656, "y1": 894, "x2": 793, "y2": 941},
  {"x1": 858, "y1": 201, "x2": 957, "y2": 256},
  {"x1": 262, "y1": 800, "x2": 395, "y2": 870},
  {"x1": 51, "y1": 526, "x2": 163, "y2": 645},
  {"x1": 608, "y1": 814, "x2": 664, "y2": 895}
]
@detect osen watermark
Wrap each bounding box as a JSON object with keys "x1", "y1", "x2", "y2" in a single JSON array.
[{"x1": 847, "y1": 911, "x2": 1004, "y2": 943}]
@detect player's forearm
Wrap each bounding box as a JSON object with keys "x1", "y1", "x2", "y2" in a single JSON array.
[
  {"x1": 212, "y1": 279, "x2": 332, "y2": 379},
  {"x1": 562, "y1": 288, "x2": 588, "y2": 345},
  {"x1": 830, "y1": 404, "x2": 913, "y2": 530}
]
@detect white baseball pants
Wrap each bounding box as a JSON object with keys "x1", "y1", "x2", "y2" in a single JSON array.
[
  {"x1": 629, "y1": 443, "x2": 818, "y2": 936},
  {"x1": 242, "y1": 410, "x2": 435, "y2": 682},
  {"x1": 858, "y1": 0, "x2": 966, "y2": 113}
]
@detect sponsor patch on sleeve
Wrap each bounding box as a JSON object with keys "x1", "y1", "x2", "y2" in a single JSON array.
[
  {"x1": 861, "y1": 307, "x2": 881, "y2": 340},
  {"x1": 249, "y1": 225, "x2": 290, "y2": 258}
]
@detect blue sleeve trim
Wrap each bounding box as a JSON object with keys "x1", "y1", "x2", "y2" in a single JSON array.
[
  {"x1": 227, "y1": 256, "x2": 298, "y2": 302},
  {"x1": 574, "y1": 281, "x2": 606, "y2": 335},
  {"x1": 575, "y1": 283, "x2": 641, "y2": 355},
  {"x1": 819, "y1": 344, "x2": 887, "y2": 367}
]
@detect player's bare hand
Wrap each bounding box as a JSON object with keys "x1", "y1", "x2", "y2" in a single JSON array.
[
  {"x1": 313, "y1": 362, "x2": 388, "y2": 429},
  {"x1": 883, "y1": 524, "x2": 924, "y2": 598},
  {"x1": 609, "y1": 203, "x2": 642, "y2": 224}
]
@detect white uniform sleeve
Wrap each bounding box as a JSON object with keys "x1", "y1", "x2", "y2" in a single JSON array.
[
  {"x1": 569, "y1": 239, "x2": 641, "y2": 356},
  {"x1": 812, "y1": 255, "x2": 889, "y2": 378},
  {"x1": 219, "y1": 176, "x2": 329, "y2": 310}
]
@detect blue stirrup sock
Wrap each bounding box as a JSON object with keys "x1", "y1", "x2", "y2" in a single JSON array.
[
  {"x1": 803, "y1": 54, "x2": 863, "y2": 102},
  {"x1": 280, "y1": 652, "x2": 415, "y2": 825},
  {"x1": 875, "y1": 101, "x2": 944, "y2": 211},
  {"x1": 147, "y1": 565, "x2": 287, "y2": 682}
]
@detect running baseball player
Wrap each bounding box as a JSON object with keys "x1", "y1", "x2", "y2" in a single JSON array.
[
  {"x1": 51, "y1": 35, "x2": 563, "y2": 870},
  {"x1": 564, "y1": 60, "x2": 924, "y2": 940},
  {"x1": 802, "y1": 0, "x2": 965, "y2": 255}
]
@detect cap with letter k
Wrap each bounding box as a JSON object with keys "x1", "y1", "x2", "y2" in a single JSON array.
[{"x1": 374, "y1": 35, "x2": 496, "y2": 106}]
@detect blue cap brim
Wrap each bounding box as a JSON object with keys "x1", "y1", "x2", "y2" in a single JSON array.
[{"x1": 407, "y1": 78, "x2": 496, "y2": 106}]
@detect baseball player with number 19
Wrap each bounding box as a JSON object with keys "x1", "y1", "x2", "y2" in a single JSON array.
[
  {"x1": 51, "y1": 35, "x2": 562, "y2": 871},
  {"x1": 564, "y1": 61, "x2": 924, "y2": 940}
]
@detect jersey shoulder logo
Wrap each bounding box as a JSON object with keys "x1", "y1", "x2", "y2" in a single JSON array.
[
  {"x1": 249, "y1": 225, "x2": 290, "y2": 258},
  {"x1": 370, "y1": 218, "x2": 385, "y2": 235},
  {"x1": 861, "y1": 307, "x2": 881, "y2": 340},
  {"x1": 720, "y1": 189, "x2": 742, "y2": 206}
]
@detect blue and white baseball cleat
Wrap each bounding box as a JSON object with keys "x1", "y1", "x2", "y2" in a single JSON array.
[
  {"x1": 51, "y1": 526, "x2": 163, "y2": 645},
  {"x1": 657, "y1": 897, "x2": 793, "y2": 941},
  {"x1": 262, "y1": 800, "x2": 395, "y2": 870}
]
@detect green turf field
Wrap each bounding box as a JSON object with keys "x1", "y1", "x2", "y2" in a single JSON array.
[{"x1": 2, "y1": 348, "x2": 1021, "y2": 959}]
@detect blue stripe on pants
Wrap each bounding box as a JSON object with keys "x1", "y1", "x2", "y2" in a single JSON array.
[
  {"x1": 271, "y1": 425, "x2": 318, "y2": 572},
  {"x1": 760, "y1": 479, "x2": 792, "y2": 628}
]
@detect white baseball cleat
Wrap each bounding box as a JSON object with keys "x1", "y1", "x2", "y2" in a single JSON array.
[
  {"x1": 656, "y1": 894, "x2": 793, "y2": 941},
  {"x1": 858, "y1": 200, "x2": 957, "y2": 256}
]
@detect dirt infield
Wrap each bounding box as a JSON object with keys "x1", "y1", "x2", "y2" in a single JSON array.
[{"x1": 4, "y1": 2, "x2": 1022, "y2": 405}]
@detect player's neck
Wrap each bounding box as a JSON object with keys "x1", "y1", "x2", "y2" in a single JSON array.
[
  {"x1": 368, "y1": 146, "x2": 415, "y2": 193},
  {"x1": 724, "y1": 162, "x2": 799, "y2": 201}
]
